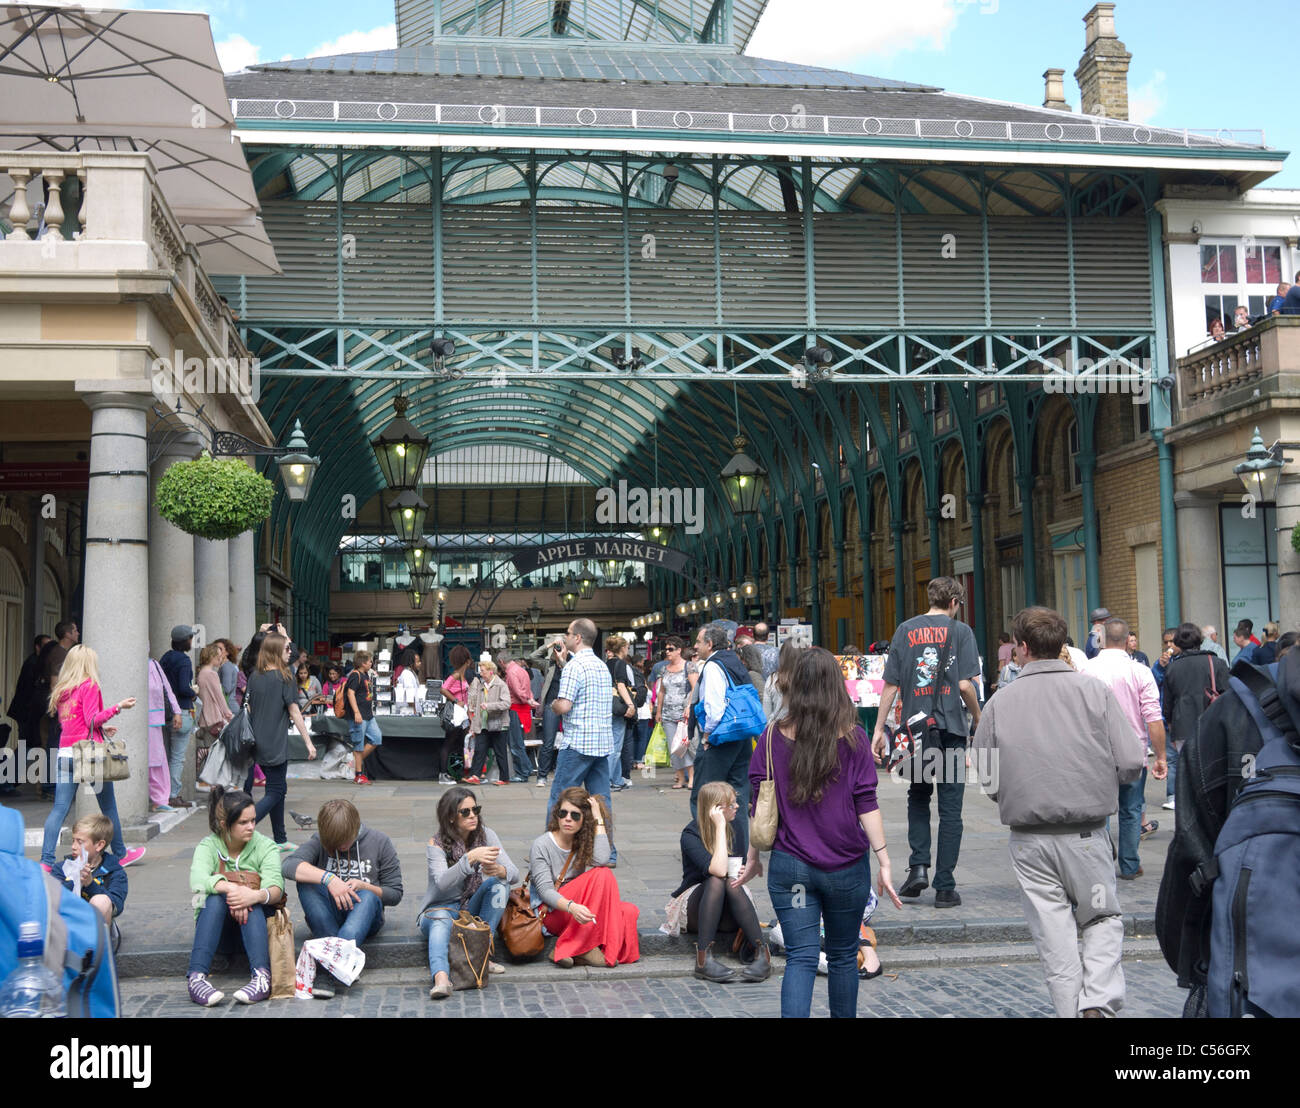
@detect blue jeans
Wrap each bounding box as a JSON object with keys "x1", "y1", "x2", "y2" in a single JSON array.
[
  {"x1": 243, "y1": 760, "x2": 288, "y2": 845},
  {"x1": 165, "y1": 709, "x2": 195, "y2": 798},
  {"x1": 768, "y1": 849, "x2": 873, "y2": 1018},
  {"x1": 507, "y1": 710, "x2": 531, "y2": 779},
  {"x1": 905, "y1": 731, "x2": 967, "y2": 891},
  {"x1": 633, "y1": 718, "x2": 653, "y2": 764},
  {"x1": 40, "y1": 758, "x2": 126, "y2": 866},
  {"x1": 537, "y1": 704, "x2": 560, "y2": 778},
  {"x1": 188, "y1": 893, "x2": 270, "y2": 975},
  {"x1": 296, "y1": 883, "x2": 384, "y2": 945},
  {"x1": 1116, "y1": 765, "x2": 1147, "y2": 876},
  {"x1": 348, "y1": 717, "x2": 382, "y2": 751},
  {"x1": 418, "y1": 877, "x2": 508, "y2": 980},
  {"x1": 608, "y1": 715, "x2": 629, "y2": 784}
]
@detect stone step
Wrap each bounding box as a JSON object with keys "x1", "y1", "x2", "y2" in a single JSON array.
[{"x1": 115, "y1": 915, "x2": 1160, "y2": 978}]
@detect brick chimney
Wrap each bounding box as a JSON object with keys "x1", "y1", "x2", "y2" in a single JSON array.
[
  {"x1": 1042, "y1": 68, "x2": 1070, "y2": 111},
  {"x1": 1074, "y1": 3, "x2": 1131, "y2": 119}
]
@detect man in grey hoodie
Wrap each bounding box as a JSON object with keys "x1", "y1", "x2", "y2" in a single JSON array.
[
  {"x1": 972, "y1": 606, "x2": 1144, "y2": 1019},
  {"x1": 283, "y1": 799, "x2": 404, "y2": 983}
]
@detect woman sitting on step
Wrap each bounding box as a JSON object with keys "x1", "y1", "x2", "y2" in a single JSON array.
[{"x1": 530, "y1": 788, "x2": 639, "y2": 968}]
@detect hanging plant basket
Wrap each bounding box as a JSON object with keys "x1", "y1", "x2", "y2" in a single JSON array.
[{"x1": 155, "y1": 454, "x2": 275, "y2": 541}]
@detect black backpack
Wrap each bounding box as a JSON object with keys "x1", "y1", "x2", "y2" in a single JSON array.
[{"x1": 626, "y1": 662, "x2": 647, "y2": 709}]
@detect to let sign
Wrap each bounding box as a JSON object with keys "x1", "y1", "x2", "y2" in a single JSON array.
[{"x1": 0, "y1": 463, "x2": 91, "y2": 492}]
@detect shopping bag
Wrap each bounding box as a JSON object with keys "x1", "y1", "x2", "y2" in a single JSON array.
[
  {"x1": 197, "y1": 739, "x2": 244, "y2": 790},
  {"x1": 644, "y1": 722, "x2": 670, "y2": 768},
  {"x1": 317, "y1": 739, "x2": 355, "y2": 781},
  {"x1": 669, "y1": 719, "x2": 690, "y2": 757},
  {"x1": 268, "y1": 904, "x2": 296, "y2": 999},
  {"x1": 294, "y1": 936, "x2": 366, "y2": 999}
]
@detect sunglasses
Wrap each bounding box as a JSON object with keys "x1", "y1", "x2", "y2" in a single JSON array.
[
  {"x1": 457, "y1": 806, "x2": 482, "y2": 817},
  {"x1": 558, "y1": 808, "x2": 584, "y2": 821}
]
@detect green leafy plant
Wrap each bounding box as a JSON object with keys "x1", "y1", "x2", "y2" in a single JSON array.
[
  {"x1": 154, "y1": 454, "x2": 275, "y2": 541},
  {"x1": 1292, "y1": 522, "x2": 1300, "y2": 554}
]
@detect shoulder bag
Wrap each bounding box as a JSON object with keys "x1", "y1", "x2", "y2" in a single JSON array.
[
  {"x1": 692, "y1": 659, "x2": 767, "y2": 744},
  {"x1": 217, "y1": 857, "x2": 261, "y2": 890},
  {"x1": 217, "y1": 679, "x2": 257, "y2": 770},
  {"x1": 448, "y1": 910, "x2": 495, "y2": 990},
  {"x1": 70, "y1": 695, "x2": 129, "y2": 785},
  {"x1": 750, "y1": 722, "x2": 779, "y2": 851},
  {"x1": 1206, "y1": 655, "x2": 1223, "y2": 706},
  {"x1": 500, "y1": 868, "x2": 546, "y2": 960}
]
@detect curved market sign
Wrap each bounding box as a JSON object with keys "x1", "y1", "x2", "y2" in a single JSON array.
[{"x1": 512, "y1": 538, "x2": 694, "y2": 580}]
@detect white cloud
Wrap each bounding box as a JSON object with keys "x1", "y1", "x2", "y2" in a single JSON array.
[
  {"x1": 308, "y1": 24, "x2": 397, "y2": 58},
  {"x1": 215, "y1": 33, "x2": 261, "y2": 73},
  {"x1": 1128, "y1": 69, "x2": 1167, "y2": 124},
  {"x1": 747, "y1": 0, "x2": 961, "y2": 67}
]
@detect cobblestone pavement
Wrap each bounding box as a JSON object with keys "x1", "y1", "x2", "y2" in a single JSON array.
[{"x1": 120, "y1": 960, "x2": 1186, "y2": 1019}]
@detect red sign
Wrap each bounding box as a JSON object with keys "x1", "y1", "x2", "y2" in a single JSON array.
[
  {"x1": 329, "y1": 648, "x2": 342, "y2": 662},
  {"x1": 0, "y1": 463, "x2": 91, "y2": 492},
  {"x1": 313, "y1": 641, "x2": 331, "y2": 655}
]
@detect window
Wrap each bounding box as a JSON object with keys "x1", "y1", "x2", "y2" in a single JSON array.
[
  {"x1": 1009, "y1": 447, "x2": 1022, "y2": 511},
  {"x1": 1133, "y1": 398, "x2": 1151, "y2": 437},
  {"x1": 1200, "y1": 239, "x2": 1285, "y2": 335},
  {"x1": 1220, "y1": 503, "x2": 1279, "y2": 659}
]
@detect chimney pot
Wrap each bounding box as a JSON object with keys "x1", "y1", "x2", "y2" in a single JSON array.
[
  {"x1": 1043, "y1": 68, "x2": 1070, "y2": 111},
  {"x1": 1076, "y1": 2, "x2": 1131, "y2": 120}
]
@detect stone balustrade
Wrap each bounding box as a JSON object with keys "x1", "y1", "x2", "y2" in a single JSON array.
[
  {"x1": 1176, "y1": 316, "x2": 1300, "y2": 422},
  {"x1": 1, "y1": 151, "x2": 247, "y2": 369}
]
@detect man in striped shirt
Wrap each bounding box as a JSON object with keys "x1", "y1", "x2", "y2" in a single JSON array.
[{"x1": 547, "y1": 618, "x2": 615, "y2": 821}]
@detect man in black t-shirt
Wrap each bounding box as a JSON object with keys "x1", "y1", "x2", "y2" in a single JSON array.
[
  {"x1": 872, "y1": 577, "x2": 982, "y2": 908},
  {"x1": 345, "y1": 650, "x2": 381, "y2": 785}
]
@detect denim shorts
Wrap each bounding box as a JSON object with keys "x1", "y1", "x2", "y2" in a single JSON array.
[{"x1": 349, "y1": 717, "x2": 383, "y2": 751}]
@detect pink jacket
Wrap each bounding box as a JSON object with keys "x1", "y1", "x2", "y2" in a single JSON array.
[
  {"x1": 504, "y1": 661, "x2": 539, "y2": 708},
  {"x1": 56, "y1": 678, "x2": 120, "y2": 748}
]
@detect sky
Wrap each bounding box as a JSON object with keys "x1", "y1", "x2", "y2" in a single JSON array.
[{"x1": 72, "y1": 0, "x2": 1296, "y2": 187}]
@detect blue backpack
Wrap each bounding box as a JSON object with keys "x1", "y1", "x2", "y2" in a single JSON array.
[
  {"x1": 693, "y1": 658, "x2": 766, "y2": 745},
  {"x1": 0, "y1": 805, "x2": 120, "y2": 1017},
  {"x1": 1206, "y1": 672, "x2": 1300, "y2": 1018}
]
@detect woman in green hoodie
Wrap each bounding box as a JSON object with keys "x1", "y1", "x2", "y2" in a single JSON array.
[{"x1": 186, "y1": 785, "x2": 285, "y2": 1007}]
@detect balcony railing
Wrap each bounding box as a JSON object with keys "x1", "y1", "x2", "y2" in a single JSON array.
[
  {"x1": 1, "y1": 151, "x2": 247, "y2": 366},
  {"x1": 1176, "y1": 316, "x2": 1300, "y2": 423}
]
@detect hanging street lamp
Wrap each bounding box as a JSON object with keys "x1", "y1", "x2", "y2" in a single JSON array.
[
  {"x1": 560, "y1": 588, "x2": 578, "y2": 612},
  {"x1": 387, "y1": 488, "x2": 429, "y2": 543},
  {"x1": 370, "y1": 395, "x2": 430, "y2": 490},
  {"x1": 1234, "y1": 427, "x2": 1285, "y2": 504},
  {"x1": 719, "y1": 434, "x2": 767, "y2": 515},
  {"x1": 578, "y1": 562, "x2": 596, "y2": 600},
  {"x1": 403, "y1": 543, "x2": 430, "y2": 578},
  {"x1": 641, "y1": 523, "x2": 674, "y2": 546},
  {"x1": 275, "y1": 420, "x2": 320, "y2": 503}
]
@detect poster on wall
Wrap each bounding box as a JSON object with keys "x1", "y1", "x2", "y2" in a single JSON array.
[
  {"x1": 837, "y1": 654, "x2": 886, "y2": 707},
  {"x1": 777, "y1": 623, "x2": 813, "y2": 648}
]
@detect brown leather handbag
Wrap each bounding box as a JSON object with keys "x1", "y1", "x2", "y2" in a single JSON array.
[
  {"x1": 500, "y1": 872, "x2": 546, "y2": 959},
  {"x1": 218, "y1": 858, "x2": 262, "y2": 890}
]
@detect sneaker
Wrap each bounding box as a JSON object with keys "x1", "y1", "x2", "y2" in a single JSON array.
[
  {"x1": 355, "y1": 774, "x2": 371, "y2": 786},
  {"x1": 188, "y1": 973, "x2": 224, "y2": 1007},
  {"x1": 119, "y1": 847, "x2": 146, "y2": 868},
  {"x1": 39, "y1": 863, "x2": 52, "y2": 875},
  {"x1": 233, "y1": 968, "x2": 271, "y2": 1004},
  {"x1": 509, "y1": 777, "x2": 528, "y2": 783},
  {"x1": 536, "y1": 776, "x2": 548, "y2": 788},
  {"x1": 438, "y1": 774, "x2": 455, "y2": 785},
  {"x1": 460, "y1": 775, "x2": 482, "y2": 785},
  {"x1": 1162, "y1": 797, "x2": 1175, "y2": 810},
  {"x1": 276, "y1": 841, "x2": 297, "y2": 853}
]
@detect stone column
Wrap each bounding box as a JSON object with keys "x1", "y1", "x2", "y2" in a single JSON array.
[
  {"x1": 228, "y1": 529, "x2": 256, "y2": 651},
  {"x1": 75, "y1": 385, "x2": 153, "y2": 838},
  {"x1": 148, "y1": 433, "x2": 202, "y2": 657},
  {"x1": 193, "y1": 537, "x2": 230, "y2": 645},
  {"x1": 1174, "y1": 491, "x2": 1224, "y2": 629},
  {"x1": 1275, "y1": 473, "x2": 1300, "y2": 629}
]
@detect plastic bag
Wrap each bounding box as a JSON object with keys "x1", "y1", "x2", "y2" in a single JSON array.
[
  {"x1": 318, "y1": 739, "x2": 355, "y2": 781},
  {"x1": 669, "y1": 719, "x2": 690, "y2": 757},
  {"x1": 198, "y1": 739, "x2": 245, "y2": 790},
  {"x1": 295, "y1": 936, "x2": 366, "y2": 999},
  {"x1": 645, "y1": 722, "x2": 670, "y2": 768}
]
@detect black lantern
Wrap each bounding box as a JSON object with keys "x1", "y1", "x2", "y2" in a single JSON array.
[
  {"x1": 387, "y1": 488, "x2": 428, "y2": 543},
  {"x1": 370, "y1": 395, "x2": 430, "y2": 490},
  {"x1": 1234, "y1": 427, "x2": 1284, "y2": 503},
  {"x1": 560, "y1": 588, "x2": 578, "y2": 612},
  {"x1": 719, "y1": 435, "x2": 767, "y2": 515},
  {"x1": 403, "y1": 543, "x2": 430, "y2": 578},
  {"x1": 578, "y1": 563, "x2": 596, "y2": 600},
  {"x1": 276, "y1": 420, "x2": 320, "y2": 503},
  {"x1": 407, "y1": 587, "x2": 428, "y2": 610},
  {"x1": 641, "y1": 523, "x2": 674, "y2": 546}
]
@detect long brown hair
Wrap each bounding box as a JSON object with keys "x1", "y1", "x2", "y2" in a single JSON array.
[
  {"x1": 257, "y1": 632, "x2": 292, "y2": 682},
  {"x1": 433, "y1": 786, "x2": 486, "y2": 863},
  {"x1": 781, "y1": 647, "x2": 860, "y2": 806},
  {"x1": 546, "y1": 787, "x2": 612, "y2": 874}
]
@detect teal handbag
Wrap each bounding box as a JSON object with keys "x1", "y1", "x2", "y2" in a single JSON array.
[{"x1": 693, "y1": 660, "x2": 767, "y2": 745}]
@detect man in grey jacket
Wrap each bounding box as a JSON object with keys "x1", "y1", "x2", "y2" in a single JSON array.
[{"x1": 972, "y1": 606, "x2": 1144, "y2": 1018}]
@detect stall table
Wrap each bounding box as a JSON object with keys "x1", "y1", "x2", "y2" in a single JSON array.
[{"x1": 309, "y1": 714, "x2": 458, "y2": 781}]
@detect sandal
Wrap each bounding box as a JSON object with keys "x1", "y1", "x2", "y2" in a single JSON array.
[
  {"x1": 858, "y1": 925, "x2": 883, "y2": 980},
  {"x1": 1141, "y1": 820, "x2": 1159, "y2": 840}
]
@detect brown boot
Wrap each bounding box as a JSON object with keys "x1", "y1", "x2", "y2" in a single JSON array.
[
  {"x1": 741, "y1": 942, "x2": 771, "y2": 982},
  {"x1": 576, "y1": 948, "x2": 607, "y2": 968},
  {"x1": 694, "y1": 943, "x2": 737, "y2": 983}
]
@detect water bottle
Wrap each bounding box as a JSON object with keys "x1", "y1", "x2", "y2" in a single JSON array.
[{"x1": 0, "y1": 922, "x2": 66, "y2": 1017}]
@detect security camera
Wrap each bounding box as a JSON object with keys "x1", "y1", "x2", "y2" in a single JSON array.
[
  {"x1": 1190, "y1": 220, "x2": 1203, "y2": 235},
  {"x1": 1156, "y1": 375, "x2": 1175, "y2": 392},
  {"x1": 804, "y1": 346, "x2": 833, "y2": 366},
  {"x1": 431, "y1": 337, "x2": 456, "y2": 358},
  {"x1": 663, "y1": 163, "x2": 679, "y2": 182}
]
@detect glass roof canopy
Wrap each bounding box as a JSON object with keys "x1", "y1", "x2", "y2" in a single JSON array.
[{"x1": 396, "y1": 0, "x2": 771, "y2": 50}]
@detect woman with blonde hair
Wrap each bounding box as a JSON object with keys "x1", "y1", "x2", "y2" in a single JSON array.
[
  {"x1": 672, "y1": 779, "x2": 768, "y2": 983},
  {"x1": 39, "y1": 644, "x2": 144, "y2": 869},
  {"x1": 464, "y1": 653, "x2": 511, "y2": 785},
  {"x1": 197, "y1": 642, "x2": 234, "y2": 743},
  {"x1": 240, "y1": 632, "x2": 316, "y2": 851},
  {"x1": 530, "y1": 787, "x2": 639, "y2": 967}
]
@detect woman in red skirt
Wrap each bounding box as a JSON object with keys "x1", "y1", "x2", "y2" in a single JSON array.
[{"x1": 529, "y1": 788, "x2": 639, "y2": 967}]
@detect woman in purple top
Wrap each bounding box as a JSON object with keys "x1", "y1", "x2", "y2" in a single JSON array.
[{"x1": 738, "y1": 647, "x2": 902, "y2": 1018}]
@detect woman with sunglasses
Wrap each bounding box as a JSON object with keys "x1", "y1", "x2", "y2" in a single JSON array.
[
  {"x1": 654, "y1": 637, "x2": 697, "y2": 790},
  {"x1": 418, "y1": 786, "x2": 517, "y2": 1000},
  {"x1": 530, "y1": 788, "x2": 639, "y2": 968}
]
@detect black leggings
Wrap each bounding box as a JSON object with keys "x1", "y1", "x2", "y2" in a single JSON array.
[
  {"x1": 687, "y1": 874, "x2": 763, "y2": 950},
  {"x1": 244, "y1": 761, "x2": 287, "y2": 845},
  {"x1": 471, "y1": 729, "x2": 509, "y2": 778}
]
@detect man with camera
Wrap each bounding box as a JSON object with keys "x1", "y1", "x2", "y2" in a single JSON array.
[
  {"x1": 528, "y1": 635, "x2": 567, "y2": 789},
  {"x1": 871, "y1": 577, "x2": 982, "y2": 908}
]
